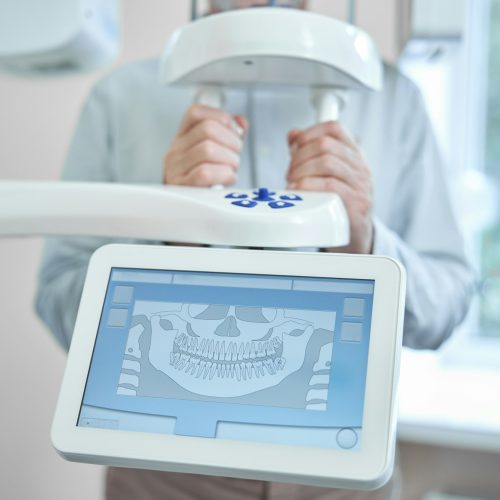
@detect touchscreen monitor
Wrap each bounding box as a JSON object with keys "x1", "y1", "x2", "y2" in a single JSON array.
[{"x1": 79, "y1": 267, "x2": 375, "y2": 451}]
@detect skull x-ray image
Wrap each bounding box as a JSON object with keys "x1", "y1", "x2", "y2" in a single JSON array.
[{"x1": 117, "y1": 301, "x2": 335, "y2": 411}]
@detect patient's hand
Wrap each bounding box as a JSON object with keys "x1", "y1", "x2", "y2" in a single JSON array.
[
  {"x1": 163, "y1": 104, "x2": 247, "y2": 187},
  {"x1": 287, "y1": 121, "x2": 373, "y2": 254}
]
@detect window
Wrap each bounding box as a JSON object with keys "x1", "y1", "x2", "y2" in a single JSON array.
[
  {"x1": 481, "y1": 0, "x2": 500, "y2": 338},
  {"x1": 399, "y1": 1, "x2": 500, "y2": 361}
]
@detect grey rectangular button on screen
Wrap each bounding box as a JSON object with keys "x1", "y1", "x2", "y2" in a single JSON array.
[
  {"x1": 107, "y1": 309, "x2": 129, "y2": 328},
  {"x1": 343, "y1": 298, "x2": 365, "y2": 317},
  {"x1": 293, "y1": 280, "x2": 374, "y2": 294},
  {"x1": 111, "y1": 271, "x2": 173, "y2": 284},
  {"x1": 172, "y1": 274, "x2": 292, "y2": 290},
  {"x1": 113, "y1": 286, "x2": 134, "y2": 304},
  {"x1": 340, "y1": 322, "x2": 363, "y2": 342}
]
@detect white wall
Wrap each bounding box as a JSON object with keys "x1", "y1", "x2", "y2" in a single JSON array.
[{"x1": 0, "y1": 2, "x2": 401, "y2": 499}]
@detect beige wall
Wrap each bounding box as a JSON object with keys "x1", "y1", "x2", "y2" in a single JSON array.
[
  {"x1": 313, "y1": 0, "x2": 410, "y2": 62},
  {"x1": 0, "y1": 2, "x2": 189, "y2": 499},
  {"x1": 0, "y1": 2, "x2": 488, "y2": 500}
]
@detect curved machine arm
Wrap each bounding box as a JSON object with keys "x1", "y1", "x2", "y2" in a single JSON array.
[{"x1": 0, "y1": 182, "x2": 349, "y2": 248}]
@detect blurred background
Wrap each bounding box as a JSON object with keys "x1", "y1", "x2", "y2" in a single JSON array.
[{"x1": 0, "y1": 1, "x2": 499, "y2": 499}]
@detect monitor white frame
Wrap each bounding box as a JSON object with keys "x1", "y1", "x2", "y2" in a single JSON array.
[{"x1": 51, "y1": 244, "x2": 406, "y2": 490}]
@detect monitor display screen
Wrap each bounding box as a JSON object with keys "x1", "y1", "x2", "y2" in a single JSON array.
[{"x1": 78, "y1": 268, "x2": 374, "y2": 451}]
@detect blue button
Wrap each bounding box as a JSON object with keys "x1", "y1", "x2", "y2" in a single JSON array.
[
  {"x1": 253, "y1": 187, "x2": 276, "y2": 201},
  {"x1": 232, "y1": 200, "x2": 258, "y2": 208},
  {"x1": 280, "y1": 194, "x2": 303, "y2": 201},
  {"x1": 226, "y1": 193, "x2": 248, "y2": 199},
  {"x1": 269, "y1": 201, "x2": 295, "y2": 209}
]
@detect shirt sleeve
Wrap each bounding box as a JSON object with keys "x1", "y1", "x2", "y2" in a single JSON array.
[
  {"x1": 372, "y1": 85, "x2": 476, "y2": 350},
  {"x1": 35, "y1": 83, "x2": 120, "y2": 351}
]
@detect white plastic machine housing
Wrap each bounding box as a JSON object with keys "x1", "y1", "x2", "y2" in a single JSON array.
[
  {"x1": 159, "y1": 7, "x2": 383, "y2": 120},
  {"x1": 0, "y1": 0, "x2": 120, "y2": 76},
  {"x1": 0, "y1": 7, "x2": 380, "y2": 247},
  {"x1": 160, "y1": 7, "x2": 382, "y2": 90},
  {"x1": 51, "y1": 245, "x2": 406, "y2": 490},
  {"x1": 155, "y1": 7, "x2": 382, "y2": 241},
  {"x1": 0, "y1": 182, "x2": 349, "y2": 248}
]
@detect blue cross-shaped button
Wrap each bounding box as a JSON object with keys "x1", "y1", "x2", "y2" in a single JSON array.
[{"x1": 252, "y1": 187, "x2": 276, "y2": 202}]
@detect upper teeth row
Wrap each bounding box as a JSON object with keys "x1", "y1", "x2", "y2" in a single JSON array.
[
  {"x1": 174, "y1": 334, "x2": 282, "y2": 362},
  {"x1": 169, "y1": 353, "x2": 286, "y2": 380}
]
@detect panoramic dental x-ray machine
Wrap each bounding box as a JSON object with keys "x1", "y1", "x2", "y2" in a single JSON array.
[{"x1": 0, "y1": 3, "x2": 405, "y2": 491}]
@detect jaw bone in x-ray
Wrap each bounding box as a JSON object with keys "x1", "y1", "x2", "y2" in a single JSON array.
[{"x1": 117, "y1": 302, "x2": 335, "y2": 408}]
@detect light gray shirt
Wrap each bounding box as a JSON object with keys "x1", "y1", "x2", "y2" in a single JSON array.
[{"x1": 35, "y1": 59, "x2": 475, "y2": 351}]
